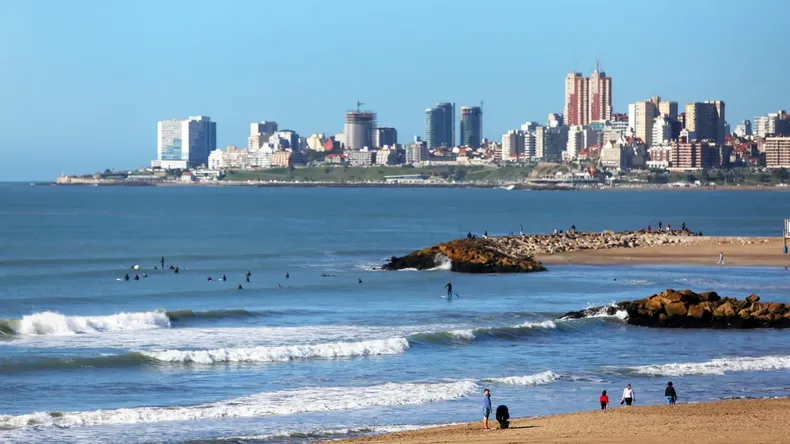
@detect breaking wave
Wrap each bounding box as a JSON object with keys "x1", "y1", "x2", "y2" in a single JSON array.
[
  {"x1": 164, "y1": 309, "x2": 257, "y2": 322},
  {"x1": 215, "y1": 424, "x2": 439, "y2": 442},
  {"x1": 0, "y1": 380, "x2": 478, "y2": 429},
  {"x1": 0, "y1": 311, "x2": 171, "y2": 336},
  {"x1": 140, "y1": 337, "x2": 410, "y2": 364},
  {"x1": 484, "y1": 371, "x2": 559, "y2": 386},
  {"x1": 626, "y1": 355, "x2": 790, "y2": 376}
]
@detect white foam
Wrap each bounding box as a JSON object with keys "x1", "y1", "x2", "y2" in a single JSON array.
[
  {"x1": 0, "y1": 380, "x2": 478, "y2": 430},
  {"x1": 11, "y1": 311, "x2": 170, "y2": 336},
  {"x1": 141, "y1": 337, "x2": 409, "y2": 363},
  {"x1": 220, "y1": 424, "x2": 439, "y2": 441},
  {"x1": 447, "y1": 329, "x2": 476, "y2": 340},
  {"x1": 520, "y1": 320, "x2": 557, "y2": 329},
  {"x1": 429, "y1": 254, "x2": 452, "y2": 271},
  {"x1": 485, "y1": 371, "x2": 559, "y2": 386},
  {"x1": 628, "y1": 355, "x2": 790, "y2": 376}
]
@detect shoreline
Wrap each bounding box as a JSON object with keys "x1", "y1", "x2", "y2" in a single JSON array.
[{"x1": 329, "y1": 398, "x2": 790, "y2": 444}]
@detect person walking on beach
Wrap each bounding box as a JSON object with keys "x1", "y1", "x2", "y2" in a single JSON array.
[
  {"x1": 445, "y1": 281, "x2": 453, "y2": 299},
  {"x1": 621, "y1": 384, "x2": 635, "y2": 406},
  {"x1": 718, "y1": 251, "x2": 725, "y2": 265},
  {"x1": 665, "y1": 382, "x2": 678, "y2": 404},
  {"x1": 600, "y1": 390, "x2": 609, "y2": 409},
  {"x1": 658, "y1": 221, "x2": 662, "y2": 230},
  {"x1": 519, "y1": 224, "x2": 523, "y2": 236},
  {"x1": 482, "y1": 388, "x2": 492, "y2": 430}
]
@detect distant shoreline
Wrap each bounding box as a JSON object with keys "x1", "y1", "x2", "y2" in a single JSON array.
[{"x1": 39, "y1": 181, "x2": 790, "y2": 191}]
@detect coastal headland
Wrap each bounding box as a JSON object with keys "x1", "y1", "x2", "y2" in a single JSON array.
[
  {"x1": 328, "y1": 398, "x2": 790, "y2": 444},
  {"x1": 383, "y1": 231, "x2": 789, "y2": 271}
]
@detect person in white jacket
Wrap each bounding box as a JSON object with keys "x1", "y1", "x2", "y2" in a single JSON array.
[{"x1": 621, "y1": 384, "x2": 635, "y2": 406}]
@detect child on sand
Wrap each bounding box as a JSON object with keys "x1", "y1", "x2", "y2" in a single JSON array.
[
  {"x1": 482, "y1": 388, "x2": 492, "y2": 430},
  {"x1": 600, "y1": 390, "x2": 609, "y2": 409},
  {"x1": 665, "y1": 381, "x2": 678, "y2": 404}
]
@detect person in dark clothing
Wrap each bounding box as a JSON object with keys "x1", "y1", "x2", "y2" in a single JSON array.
[
  {"x1": 246, "y1": 271, "x2": 251, "y2": 278},
  {"x1": 358, "y1": 278, "x2": 362, "y2": 284},
  {"x1": 665, "y1": 382, "x2": 678, "y2": 404},
  {"x1": 160, "y1": 257, "x2": 165, "y2": 268},
  {"x1": 237, "y1": 284, "x2": 243, "y2": 290},
  {"x1": 658, "y1": 221, "x2": 663, "y2": 230},
  {"x1": 133, "y1": 274, "x2": 139, "y2": 281},
  {"x1": 207, "y1": 277, "x2": 213, "y2": 282},
  {"x1": 245, "y1": 275, "x2": 250, "y2": 282},
  {"x1": 467, "y1": 231, "x2": 472, "y2": 239},
  {"x1": 174, "y1": 267, "x2": 179, "y2": 274},
  {"x1": 169, "y1": 265, "x2": 175, "y2": 270},
  {"x1": 222, "y1": 274, "x2": 227, "y2": 282},
  {"x1": 285, "y1": 272, "x2": 289, "y2": 279},
  {"x1": 445, "y1": 281, "x2": 453, "y2": 298},
  {"x1": 124, "y1": 273, "x2": 130, "y2": 281},
  {"x1": 495, "y1": 405, "x2": 510, "y2": 429},
  {"x1": 143, "y1": 272, "x2": 147, "y2": 278},
  {"x1": 681, "y1": 222, "x2": 686, "y2": 231}
]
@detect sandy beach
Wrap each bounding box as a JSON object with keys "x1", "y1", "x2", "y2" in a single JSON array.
[
  {"x1": 540, "y1": 236, "x2": 789, "y2": 267},
  {"x1": 331, "y1": 398, "x2": 790, "y2": 444}
]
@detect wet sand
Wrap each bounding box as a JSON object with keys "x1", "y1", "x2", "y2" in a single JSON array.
[
  {"x1": 331, "y1": 398, "x2": 790, "y2": 444},
  {"x1": 540, "y1": 236, "x2": 790, "y2": 267}
]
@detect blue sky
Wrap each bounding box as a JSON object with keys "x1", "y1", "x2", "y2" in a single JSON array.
[{"x1": 1, "y1": 0, "x2": 788, "y2": 180}]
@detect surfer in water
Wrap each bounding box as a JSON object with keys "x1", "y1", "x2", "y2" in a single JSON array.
[
  {"x1": 358, "y1": 278, "x2": 363, "y2": 284},
  {"x1": 445, "y1": 281, "x2": 453, "y2": 299},
  {"x1": 124, "y1": 273, "x2": 130, "y2": 281},
  {"x1": 246, "y1": 271, "x2": 251, "y2": 279},
  {"x1": 245, "y1": 275, "x2": 250, "y2": 282},
  {"x1": 207, "y1": 277, "x2": 213, "y2": 282},
  {"x1": 161, "y1": 257, "x2": 165, "y2": 268},
  {"x1": 237, "y1": 284, "x2": 243, "y2": 290},
  {"x1": 174, "y1": 266, "x2": 180, "y2": 274},
  {"x1": 222, "y1": 274, "x2": 227, "y2": 282},
  {"x1": 143, "y1": 272, "x2": 147, "y2": 278},
  {"x1": 286, "y1": 272, "x2": 290, "y2": 279},
  {"x1": 134, "y1": 274, "x2": 139, "y2": 280}
]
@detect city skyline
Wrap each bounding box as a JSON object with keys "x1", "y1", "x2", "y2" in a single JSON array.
[{"x1": 2, "y1": 0, "x2": 790, "y2": 180}]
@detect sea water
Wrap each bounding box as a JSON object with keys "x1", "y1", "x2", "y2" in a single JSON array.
[{"x1": 1, "y1": 185, "x2": 790, "y2": 443}]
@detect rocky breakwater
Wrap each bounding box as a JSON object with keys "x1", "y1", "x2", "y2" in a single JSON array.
[
  {"x1": 381, "y1": 238, "x2": 546, "y2": 273},
  {"x1": 563, "y1": 289, "x2": 790, "y2": 329},
  {"x1": 496, "y1": 229, "x2": 698, "y2": 257}
]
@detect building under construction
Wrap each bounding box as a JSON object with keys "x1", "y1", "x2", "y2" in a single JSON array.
[{"x1": 344, "y1": 107, "x2": 377, "y2": 150}]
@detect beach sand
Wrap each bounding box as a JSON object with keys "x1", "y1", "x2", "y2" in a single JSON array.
[
  {"x1": 539, "y1": 236, "x2": 790, "y2": 267},
  {"x1": 331, "y1": 398, "x2": 790, "y2": 444}
]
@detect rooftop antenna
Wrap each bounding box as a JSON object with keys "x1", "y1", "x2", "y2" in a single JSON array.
[
  {"x1": 596, "y1": 59, "x2": 599, "y2": 72},
  {"x1": 356, "y1": 100, "x2": 364, "y2": 112},
  {"x1": 480, "y1": 100, "x2": 484, "y2": 143}
]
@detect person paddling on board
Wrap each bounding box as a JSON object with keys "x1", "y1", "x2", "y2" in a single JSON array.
[
  {"x1": 245, "y1": 275, "x2": 250, "y2": 283},
  {"x1": 445, "y1": 281, "x2": 453, "y2": 299},
  {"x1": 161, "y1": 257, "x2": 165, "y2": 268},
  {"x1": 222, "y1": 274, "x2": 227, "y2": 282}
]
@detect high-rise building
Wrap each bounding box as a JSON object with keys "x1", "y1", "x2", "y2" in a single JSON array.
[
  {"x1": 589, "y1": 70, "x2": 612, "y2": 122},
  {"x1": 425, "y1": 103, "x2": 455, "y2": 148},
  {"x1": 460, "y1": 106, "x2": 482, "y2": 148},
  {"x1": 543, "y1": 126, "x2": 569, "y2": 161},
  {"x1": 652, "y1": 116, "x2": 673, "y2": 146},
  {"x1": 501, "y1": 130, "x2": 524, "y2": 161},
  {"x1": 564, "y1": 70, "x2": 613, "y2": 126},
  {"x1": 250, "y1": 121, "x2": 278, "y2": 136},
  {"x1": 670, "y1": 140, "x2": 717, "y2": 170},
  {"x1": 374, "y1": 127, "x2": 398, "y2": 148},
  {"x1": 765, "y1": 137, "x2": 790, "y2": 168},
  {"x1": 754, "y1": 111, "x2": 790, "y2": 138},
  {"x1": 155, "y1": 116, "x2": 216, "y2": 169},
  {"x1": 344, "y1": 111, "x2": 377, "y2": 150},
  {"x1": 685, "y1": 101, "x2": 725, "y2": 144},
  {"x1": 564, "y1": 73, "x2": 589, "y2": 126},
  {"x1": 658, "y1": 101, "x2": 678, "y2": 119},
  {"x1": 733, "y1": 120, "x2": 752, "y2": 138},
  {"x1": 547, "y1": 113, "x2": 563, "y2": 128},
  {"x1": 630, "y1": 99, "x2": 659, "y2": 146}
]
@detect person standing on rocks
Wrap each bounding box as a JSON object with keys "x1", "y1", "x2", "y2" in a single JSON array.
[
  {"x1": 665, "y1": 382, "x2": 678, "y2": 404},
  {"x1": 718, "y1": 251, "x2": 725, "y2": 265},
  {"x1": 620, "y1": 384, "x2": 635, "y2": 406}
]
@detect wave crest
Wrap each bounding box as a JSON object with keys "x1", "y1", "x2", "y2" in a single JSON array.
[
  {"x1": 484, "y1": 371, "x2": 559, "y2": 386},
  {"x1": 0, "y1": 380, "x2": 478, "y2": 429},
  {"x1": 1, "y1": 311, "x2": 170, "y2": 336},
  {"x1": 141, "y1": 337, "x2": 410, "y2": 364},
  {"x1": 627, "y1": 355, "x2": 790, "y2": 376}
]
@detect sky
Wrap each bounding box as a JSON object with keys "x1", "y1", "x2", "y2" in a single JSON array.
[{"x1": 1, "y1": 0, "x2": 789, "y2": 181}]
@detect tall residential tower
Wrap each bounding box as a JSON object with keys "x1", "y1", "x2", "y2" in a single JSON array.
[
  {"x1": 154, "y1": 116, "x2": 216, "y2": 169},
  {"x1": 460, "y1": 106, "x2": 482, "y2": 148}
]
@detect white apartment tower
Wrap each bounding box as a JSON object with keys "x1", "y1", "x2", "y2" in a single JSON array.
[{"x1": 155, "y1": 116, "x2": 216, "y2": 169}]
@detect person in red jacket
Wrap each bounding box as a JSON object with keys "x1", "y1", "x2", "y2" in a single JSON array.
[{"x1": 599, "y1": 390, "x2": 609, "y2": 410}]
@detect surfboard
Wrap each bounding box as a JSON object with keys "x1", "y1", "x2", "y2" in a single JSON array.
[{"x1": 132, "y1": 265, "x2": 139, "y2": 270}]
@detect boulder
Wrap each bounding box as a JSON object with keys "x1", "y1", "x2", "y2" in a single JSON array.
[
  {"x1": 746, "y1": 294, "x2": 760, "y2": 305},
  {"x1": 714, "y1": 302, "x2": 736, "y2": 318},
  {"x1": 699, "y1": 291, "x2": 721, "y2": 302},
  {"x1": 665, "y1": 301, "x2": 688, "y2": 316}
]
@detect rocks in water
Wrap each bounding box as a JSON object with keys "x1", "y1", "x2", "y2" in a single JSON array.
[
  {"x1": 563, "y1": 289, "x2": 790, "y2": 329},
  {"x1": 381, "y1": 238, "x2": 546, "y2": 274}
]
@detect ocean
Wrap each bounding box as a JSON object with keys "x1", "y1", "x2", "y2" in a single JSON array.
[{"x1": 1, "y1": 185, "x2": 790, "y2": 443}]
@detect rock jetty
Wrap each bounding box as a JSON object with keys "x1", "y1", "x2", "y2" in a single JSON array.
[
  {"x1": 563, "y1": 289, "x2": 790, "y2": 329},
  {"x1": 382, "y1": 230, "x2": 698, "y2": 273},
  {"x1": 382, "y1": 238, "x2": 546, "y2": 273}
]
